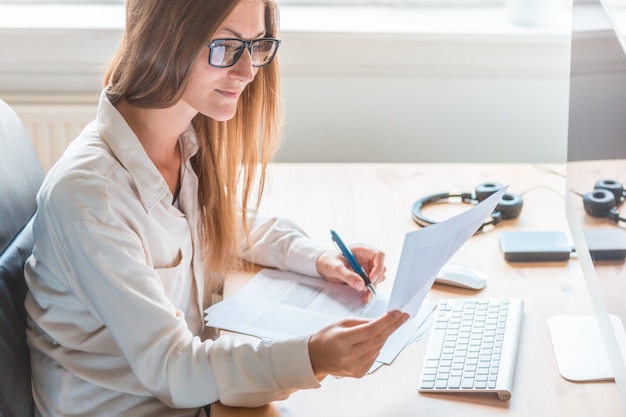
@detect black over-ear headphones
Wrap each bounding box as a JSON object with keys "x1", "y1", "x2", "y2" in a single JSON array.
[
  {"x1": 411, "y1": 182, "x2": 523, "y2": 232},
  {"x1": 583, "y1": 179, "x2": 626, "y2": 223}
]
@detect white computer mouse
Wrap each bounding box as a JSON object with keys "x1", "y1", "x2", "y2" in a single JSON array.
[{"x1": 435, "y1": 263, "x2": 487, "y2": 290}]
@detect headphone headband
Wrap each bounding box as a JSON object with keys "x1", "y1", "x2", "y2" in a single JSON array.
[{"x1": 411, "y1": 183, "x2": 523, "y2": 232}]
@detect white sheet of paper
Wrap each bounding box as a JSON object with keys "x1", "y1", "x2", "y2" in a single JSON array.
[
  {"x1": 204, "y1": 268, "x2": 436, "y2": 365},
  {"x1": 387, "y1": 186, "x2": 508, "y2": 317}
]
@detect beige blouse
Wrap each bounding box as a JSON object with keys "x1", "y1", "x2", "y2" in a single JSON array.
[{"x1": 24, "y1": 89, "x2": 327, "y2": 417}]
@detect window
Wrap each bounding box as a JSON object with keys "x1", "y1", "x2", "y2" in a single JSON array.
[{"x1": 0, "y1": 0, "x2": 506, "y2": 5}]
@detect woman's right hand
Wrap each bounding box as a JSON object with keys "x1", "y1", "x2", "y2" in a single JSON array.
[{"x1": 308, "y1": 310, "x2": 409, "y2": 380}]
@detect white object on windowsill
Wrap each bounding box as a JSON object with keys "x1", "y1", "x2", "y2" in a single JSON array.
[{"x1": 506, "y1": 0, "x2": 564, "y2": 27}]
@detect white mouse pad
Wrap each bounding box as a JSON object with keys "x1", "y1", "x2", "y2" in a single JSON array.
[{"x1": 548, "y1": 314, "x2": 626, "y2": 382}]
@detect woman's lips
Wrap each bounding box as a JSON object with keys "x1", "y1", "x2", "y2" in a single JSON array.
[{"x1": 217, "y1": 89, "x2": 241, "y2": 99}]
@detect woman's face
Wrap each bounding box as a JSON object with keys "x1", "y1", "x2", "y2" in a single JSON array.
[{"x1": 181, "y1": 0, "x2": 266, "y2": 121}]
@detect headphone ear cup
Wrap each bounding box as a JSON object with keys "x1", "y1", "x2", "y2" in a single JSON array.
[
  {"x1": 583, "y1": 188, "x2": 617, "y2": 218},
  {"x1": 594, "y1": 179, "x2": 624, "y2": 205},
  {"x1": 495, "y1": 192, "x2": 524, "y2": 219},
  {"x1": 475, "y1": 182, "x2": 523, "y2": 220},
  {"x1": 475, "y1": 182, "x2": 505, "y2": 202}
]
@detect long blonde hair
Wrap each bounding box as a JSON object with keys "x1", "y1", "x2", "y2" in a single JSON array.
[{"x1": 104, "y1": 0, "x2": 282, "y2": 294}]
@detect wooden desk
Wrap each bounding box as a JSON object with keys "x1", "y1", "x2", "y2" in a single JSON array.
[{"x1": 213, "y1": 163, "x2": 625, "y2": 417}]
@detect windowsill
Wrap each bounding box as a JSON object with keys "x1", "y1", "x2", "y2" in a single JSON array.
[
  {"x1": 0, "y1": 4, "x2": 574, "y2": 98},
  {"x1": 0, "y1": 3, "x2": 571, "y2": 36},
  {"x1": 280, "y1": 5, "x2": 570, "y2": 38},
  {"x1": 0, "y1": 4, "x2": 124, "y2": 29}
]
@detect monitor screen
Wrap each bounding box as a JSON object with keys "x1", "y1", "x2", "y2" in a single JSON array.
[{"x1": 565, "y1": 0, "x2": 626, "y2": 410}]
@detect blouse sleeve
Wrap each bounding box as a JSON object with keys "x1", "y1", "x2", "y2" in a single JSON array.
[
  {"x1": 240, "y1": 212, "x2": 330, "y2": 278},
  {"x1": 26, "y1": 177, "x2": 321, "y2": 409}
]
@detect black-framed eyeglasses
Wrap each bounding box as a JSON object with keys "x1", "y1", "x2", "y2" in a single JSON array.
[{"x1": 208, "y1": 38, "x2": 281, "y2": 68}]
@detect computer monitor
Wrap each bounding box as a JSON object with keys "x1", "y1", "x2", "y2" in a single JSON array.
[{"x1": 556, "y1": 0, "x2": 626, "y2": 411}]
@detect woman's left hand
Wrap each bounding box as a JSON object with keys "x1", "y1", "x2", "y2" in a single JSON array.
[{"x1": 316, "y1": 244, "x2": 386, "y2": 303}]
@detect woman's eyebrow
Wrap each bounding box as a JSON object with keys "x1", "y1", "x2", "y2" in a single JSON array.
[{"x1": 219, "y1": 29, "x2": 267, "y2": 39}]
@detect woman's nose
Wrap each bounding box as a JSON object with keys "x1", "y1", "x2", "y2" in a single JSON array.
[{"x1": 230, "y1": 48, "x2": 256, "y2": 82}]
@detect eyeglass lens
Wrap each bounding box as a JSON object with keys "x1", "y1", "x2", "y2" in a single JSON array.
[{"x1": 209, "y1": 38, "x2": 280, "y2": 68}]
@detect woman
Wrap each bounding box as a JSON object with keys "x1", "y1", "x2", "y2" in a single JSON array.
[{"x1": 24, "y1": 1, "x2": 409, "y2": 416}]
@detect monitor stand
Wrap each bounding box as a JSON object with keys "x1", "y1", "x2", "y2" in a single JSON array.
[{"x1": 548, "y1": 314, "x2": 626, "y2": 382}]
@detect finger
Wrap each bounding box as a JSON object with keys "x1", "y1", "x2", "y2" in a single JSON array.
[
  {"x1": 370, "y1": 265, "x2": 386, "y2": 285},
  {"x1": 348, "y1": 310, "x2": 409, "y2": 345},
  {"x1": 342, "y1": 349, "x2": 381, "y2": 378},
  {"x1": 367, "y1": 252, "x2": 386, "y2": 283},
  {"x1": 340, "y1": 271, "x2": 367, "y2": 293},
  {"x1": 352, "y1": 246, "x2": 385, "y2": 284},
  {"x1": 328, "y1": 251, "x2": 367, "y2": 290},
  {"x1": 336, "y1": 317, "x2": 371, "y2": 328},
  {"x1": 336, "y1": 262, "x2": 368, "y2": 293},
  {"x1": 343, "y1": 317, "x2": 408, "y2": 376},
  {"x1": 321, "y1": 257, "x2": 366, "y2": 291}
]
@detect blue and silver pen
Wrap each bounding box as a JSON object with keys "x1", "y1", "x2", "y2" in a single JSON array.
[{"x1": 330, "y1": 229, "x2": 377, "y2": 296}]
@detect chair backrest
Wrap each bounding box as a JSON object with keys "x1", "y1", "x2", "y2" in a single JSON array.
[{"x1": 0, "y1": 99, "x2": 44, "y2": 417}]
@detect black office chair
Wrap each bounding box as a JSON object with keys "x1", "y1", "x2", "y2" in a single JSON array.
[{"x1": 0, "y1": 99, "x2": 44, "y2": 417}]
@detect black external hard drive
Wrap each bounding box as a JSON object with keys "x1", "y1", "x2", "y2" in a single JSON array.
[
  {"x1": 499, "y1": 231, "x2": 572, "y2": 262},
  {"x1": 583, "y1": 229, "x2": 626, "y2": 262}
]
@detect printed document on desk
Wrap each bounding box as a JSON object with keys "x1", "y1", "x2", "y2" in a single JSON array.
[{"x1": 204, "y1": 268, "x2": 436, "y2": 370}]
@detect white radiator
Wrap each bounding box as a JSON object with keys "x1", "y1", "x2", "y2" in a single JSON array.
[{"x1": 11, "y1": 102, "x2": 97, "y2": 173}]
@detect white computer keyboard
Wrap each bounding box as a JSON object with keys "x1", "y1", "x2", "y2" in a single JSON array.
[{"x1": 418, "y1": 298, "x2": 524, "y2": 401}]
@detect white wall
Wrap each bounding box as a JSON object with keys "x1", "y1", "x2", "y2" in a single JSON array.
[
  {"x1": 280, "y1": 75, "x2": 569, "y2": 162},
  {"x1": 0, "y1": 5, "x2": 572, "y2": 164},
  {"x1": 276, "y1": 6, "x2": 572, "y2": 163}
]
